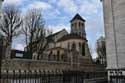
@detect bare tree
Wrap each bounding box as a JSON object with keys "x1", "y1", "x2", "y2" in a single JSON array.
[
  {"x1": 0, "y1": 5, "x2": 22, "y2": 58},
  {"x1": 22, "y1": 9, "x2": 48, "y2": 59},
  {"x1": 0, "y1": 5, "x2": 22, "y2": 46}
]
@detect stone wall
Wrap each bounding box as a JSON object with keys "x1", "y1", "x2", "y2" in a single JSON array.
[{"x1": 1, "y1": 59, "x2": 105, "y2": 72}]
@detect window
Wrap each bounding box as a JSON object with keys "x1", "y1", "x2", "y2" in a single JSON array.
[
  {"x1": 79, "y1": 42, "x2": 81, "y2": 50},
  {"x1": 49, "y1": 51, "x2": 52, "y2": 61},
  {"x1": 61, "y1": 54, "x2": 64, "y2": 61},
  {"x1": 81, "y1": 23, "x2": 84, "y2": 28},
  {"x1": 57, "y1": 50, "x2": 60, "y2": 61},
  {"x1": 72, "y1": 42, "x2": 76, "y2": 50},
  {"x1": 79, "y1": 22, "x2": 81, "y2": 27},
  {"x1": 75, "y1": 23, "x2": 77, "y2": 28},
  {"x1": 82, "y1": 43, "x2": 85, "y2": 56},
  {"x1": 53, "y1": 54, "x2": 56, "y2": 61}
]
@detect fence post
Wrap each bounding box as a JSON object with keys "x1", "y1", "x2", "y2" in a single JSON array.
[
  {"x1": 19, "y1": 69, "x2": 21, "y2": 83},
  {"x1": 35, "y1": 70, "x2": 37, "y2": 83},
  {"x1": 7, "y1": 70, "x2": 8, "y2": 83},
  {"x1": 13, "y1": 70, "x2": 15, "y2": 83}
]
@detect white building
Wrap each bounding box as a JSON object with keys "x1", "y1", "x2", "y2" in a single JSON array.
[{"x1": 102, "y1": 0, "x2": 125, "y2": 82}]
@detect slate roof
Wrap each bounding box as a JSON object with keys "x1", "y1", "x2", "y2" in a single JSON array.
[
  {"x1": 57, "y1": 33, "x2": 87, "y2": 42},
  {"x1": 47, "y1": 29, "x2": 67, "y2": 43},
  {"x1": 47, "y1": 29, "x2": 66, "y2": 38},
  {"x1": 70, "y1": 13, "x2": 86, "y2": 22}
]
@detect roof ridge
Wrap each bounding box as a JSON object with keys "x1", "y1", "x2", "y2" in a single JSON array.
[{"x1": 70, "y1": 13, "x2": 86, "y2": 22}]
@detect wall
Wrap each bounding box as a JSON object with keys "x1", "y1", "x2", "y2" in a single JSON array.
[{"x1": 1, "y1": 59, "x2": 105, "y2": 72}]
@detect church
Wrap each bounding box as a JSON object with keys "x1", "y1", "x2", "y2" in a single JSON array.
[
  {"x1": 32, "y1": 14, "x2": 92, "y2": 64},
  {"x1": 1, "y1": 13, "x2": 107, "y2": 83}
]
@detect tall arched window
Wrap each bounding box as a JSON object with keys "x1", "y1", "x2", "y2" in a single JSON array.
[
  {"x1": 75, "y1": 23, "x2": 77, "y2": 28},
  {"x1": 53, "y1": 54, "x2": 56, "y2": 61},
  {"x1": 79, "y1": 43, "x2": 82, "y2": 54},
  {"x1": 82, "y1": 43, "x2": 85, "y2": 56},
  {"x1": 49, "y1": 51, "x2": 52, "y2": 61},
  {"x1": 72, "y1": 42, "x2": 76, "y2": 50},
  {"x1": 79, "y1": 22, "x2": 81, "y2": 27},
  {"x1": 61, "y1": 54, "x2": 64, "y2": 61},
  {"x1": 57, "y1": 50, "x2": 60, "y2": 61}
]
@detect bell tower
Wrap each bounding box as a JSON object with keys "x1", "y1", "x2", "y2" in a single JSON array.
[{"x1": 70, "y1": 13, "x2": 86, "y2": 37}]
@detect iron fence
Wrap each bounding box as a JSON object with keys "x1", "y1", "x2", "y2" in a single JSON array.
[
  {"x1": 0, "y1": 70, "x2": 107, "y2": 83},
  {"x1": 110, "y1": 75, "x2": 125, "y2": 83}
]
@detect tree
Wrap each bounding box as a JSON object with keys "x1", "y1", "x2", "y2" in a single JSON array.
[
  {"x1": 22, "y1": 9, "x2": 48, "y2": 59},
  {"x1": 0, "y1": 5, "x2": 22, "y2": 58},
  {"x1": 0, "y1": 5, "x2": 22, "y2": 46}
]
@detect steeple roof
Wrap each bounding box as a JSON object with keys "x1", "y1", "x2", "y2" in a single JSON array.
[{"x1": 70, "y1": 13, "x2": 86, "y2": 22}]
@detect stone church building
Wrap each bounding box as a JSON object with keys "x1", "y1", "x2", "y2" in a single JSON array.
[
  {"x1": 32, "y1": 14, "x2": 92, "y2": 64},
  {"x1": 1, "y1": 13, "x2": 107, "y2": 83}
]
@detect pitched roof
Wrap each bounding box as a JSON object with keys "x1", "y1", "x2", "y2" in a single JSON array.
[
  {"x1": 57, "y1": 33, "x2": 87, "y2": 42},
  {"x1": 70, "y1": 13, "x2": 86, "y2": 22},
  {"x1": 47, "y1": 29, "x2": 67, "y2": 42},
  {"x1": 47, "y1": 29, "x2": 66, "y2": 38}
]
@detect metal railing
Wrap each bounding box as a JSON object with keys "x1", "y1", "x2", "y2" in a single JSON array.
[
  {"x1": 110, "y1": 75, "x2": 125, "y2": 83},
  {"x1": 1, "y1": 70, "x2": 107, "y2": 83}
]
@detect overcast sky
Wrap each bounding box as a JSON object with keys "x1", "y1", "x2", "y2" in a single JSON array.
[{"x1": 3, "y1": 0, "x2": 104, "y2": 59}]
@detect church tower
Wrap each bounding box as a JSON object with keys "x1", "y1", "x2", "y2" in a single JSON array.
[{"x1": 70, "y1": 13, "x2": 86, "y2": 37}]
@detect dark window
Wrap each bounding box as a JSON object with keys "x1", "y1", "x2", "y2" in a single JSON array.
[
  {"x1": 72, "y1": 42, "x2": 76, "y2": 50},
  {"x1": 57, "y1": 50, "x2": 60, "y2": 61},
  {"x1": 53, "y1": 54, "x2": 56, "y2": 60},
  {"x1": 82, "y1": 43, "x2": 85, "y2": 56},
  {"x1": 49, "y1": 51, "x2": 52, "y2": 61},
  {"x1": 81, "y1": 23, "x2": 84, "y2": 28},
  {"x1": 75, "y1": 23, "x2": 77, "y2": 28},
  {"x1": 79, "y1": 22, "x2": 81, "y2": 27},
  {"x1": 79, "y1": 43, "x2": 81, "y2": 49},
  {"x1": 61, "y1": 54, "x2": 64, "y2": 61}
]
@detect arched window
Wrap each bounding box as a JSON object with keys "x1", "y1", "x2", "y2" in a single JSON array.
[
  {"x1": 49, "y1": 51, "x2": 52, "y2": 61},
  {"x1": 72, "y1": 42, "x2": 76, "y2": 50},
  {"x1": 75, "y1": 23, "x2": 77, "y2": 28},
  {"x1": 57, "y1": 50, "x2": 60, "y2": 61},
  {"x1": 81, "y1": 23, "x2": 84, "y2": 28},
  {"x1": 82, "y1": 43, "x2": 85, "y2": 56},
  {"x1": 79, "y1": 43, "x2": 82, "y2": 53},
  {"x1": 61, "y1": 54, "x2": 64, "y2": 61},
  {"x1": 79, "y1": 22, "x2": 81, "y2": 27},
  {"x1": 53, "y1": 54, "x2": 56, "y2": 61}
]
